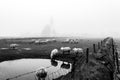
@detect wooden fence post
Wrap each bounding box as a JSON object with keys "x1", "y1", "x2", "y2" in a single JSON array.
[
  {"x1": 86, "y1": 48, "x2": 89, "y2": 63},
  {"x1": 93, "y1": 44, "x2": 96, "y2": 53},
  {"x1": 101, "y1": 40, "x2": 103, "y2": 46},
  {"x1": 115, "y1": 52, "x2": 119, "y2": 73},
  {"x1": 112, "y1": 41, "x2": 115, "y2": 61}
]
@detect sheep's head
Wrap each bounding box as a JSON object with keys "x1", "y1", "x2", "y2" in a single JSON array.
[
  {"x1": 51, "y1": 49, "x2": 58, "y2": 54},
  {"x1": 50, "y1": 49, "x2": 59, "y2": 59}
]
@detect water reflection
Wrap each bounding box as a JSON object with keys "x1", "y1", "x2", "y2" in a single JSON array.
[{"x1": 0, "y1": 59, "x2": 71, "y2": 80}]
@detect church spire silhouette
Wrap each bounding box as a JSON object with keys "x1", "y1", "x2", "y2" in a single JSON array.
[{"x1": 41, "y1": 17, "x2": 56, "y2": 37}]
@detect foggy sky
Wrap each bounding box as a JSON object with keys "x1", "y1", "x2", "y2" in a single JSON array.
[{"x1": 0, "y1": 0, "x2": 120, "y2": 38}]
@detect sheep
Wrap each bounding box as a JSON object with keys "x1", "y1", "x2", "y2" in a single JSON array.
[
  {"x1": 60, "y1": 47, "x2": 71, "y2": 54},
  {"x1": 62, "y1": 39, "x2": 70, "y2": 43},
  {"x1": 72, "y1": 48, "x2": 83, "y2": 55},
  {"x1": 70, "y1": 39, "x2": 78, "y2": 44},
  {"x1": 34, "y1": 40, "x2": 41, "y2": 44},
  {"x1": 69, "y1": 39, "x2": 74, "y2": 43},
  {"x1": 45, "y1": 39, "x2": 56, "y2": 43},
  {"x1": 50, "y1": 49, "x2": 59, "y2": 60},
  {"x1": 9, "y1": 44, "x2": 19, "y2": 49},
  {"x1": 52, "y1": 39, "x2": 56, "y2": 42},
  {"x1": 35, "y1": 67, "x2": 47, "y2": 80},
  {"x1": 45, "y1": 39, "x2": 51, "y2": 43},
  {"x1": 39, "y1": 41, "x2": 47, "y2": 44},
  {"x1": 35, "y1": 40, "x2": 47, "y2": 45},
  {"x1": 73, "y1": 48, "x2": 83, "y2": 53},
  {"x1": 74, "y1": 40, "x2": 79, "y2": 44}
]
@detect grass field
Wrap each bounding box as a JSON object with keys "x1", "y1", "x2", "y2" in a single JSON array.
[
  {"x1": 0, "y1": 37, "x2": 120, "y2": 80},
  {"x1": 0, "y1": 37, "x2": 104, "y2": 62}
]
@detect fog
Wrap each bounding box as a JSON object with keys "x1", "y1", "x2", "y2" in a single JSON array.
[{"x1": 0, "y1": 0, "x2": 120, "y2": 38}]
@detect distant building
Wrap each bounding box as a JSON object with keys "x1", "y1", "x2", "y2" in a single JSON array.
[{"x1": 40, "y1": 17, "x2": 57, "y2": 37}]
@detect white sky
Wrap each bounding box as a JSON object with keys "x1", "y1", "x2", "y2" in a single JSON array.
[{"x1": 0, "y1": 0, "x2": 120, "y2": 38}]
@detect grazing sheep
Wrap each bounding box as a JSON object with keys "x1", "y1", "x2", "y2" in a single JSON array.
[
  {"x1": 50, "y1": 49, "x2": 59, "y2": 60},
  {"x1": 9, "y1": 44, "x2": 19, "y2": 49},
  {"x1": 62, "y1": 39, "x2": 70, "y2": 43},
  {"x1": 36, "y1": 67, "x2": 47, "y2": 80},
  {"x1": 45, "y1": 39, "x2": 56, "y2": 43},
  {"x1": 60, "y1": 47, "x2": 71, "y2": 54},
  {"x1": 52, "y1": 39, "x2": 56, "y2": 42},
  {"x1": 45, "y1": 39, "x2": 51, "y2": 43},
  {"x1": 35, "y1": 40, "x2": 47, "y2": 45},
  {"x1": 40, "y1": 41, "x2": 47, "y2": 44},
  {"x1": 72, "y1": 48, "x2": 83, "y2": 55},
  {"x1": 70, "y1": 39, "x2": 78, "y2": 44},
  {"x1": 74, "y1": 40, "x2": 79, "y2": 44},
  {"x1": 34, "y1": 40, "x2": 41, "y2": 44},
  {"x1": 69, "y1": 39, "x2": 74, "y2": 43}
]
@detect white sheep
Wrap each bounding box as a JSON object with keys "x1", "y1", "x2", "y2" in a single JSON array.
[
  {"x1": 34, "y1": 40, "x2": 41, "y2": 44},
  {"x1": 9, "y1": 44, "x2": 19, "y2": 49},
  {"x1": 72, "y1": 48, "x2": 83, "y2": 55},
  {"x1": 62, "y1": 39, "x2": 70, "y2": 43},
  {"x1": 74, "y1": 40, "x2": 79, "y2": 44},
  {"x1": 35, "y1": 40, "x2": 47, "y2": 45},
  {"x1": 69, "y1": 39, "x2": 74, "y2": 43},
  {"x1": 60, "y1": 47, "x2": 71, "y2": 54},
  {"x1": 50, "y1": 49, "x2": 59, "y2": 59},
  {"x1": 70, "y1": 39, "x2": 78, "y2": 44},
  {"x1": 45, "y1": 39, "x2": 51, "y2": 43}
]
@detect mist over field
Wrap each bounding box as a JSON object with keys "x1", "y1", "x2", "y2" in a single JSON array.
[{"x1": 0, "y1": 0, "x2": 120, "y2": 38}]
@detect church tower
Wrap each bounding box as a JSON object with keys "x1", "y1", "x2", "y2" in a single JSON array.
[{"x1": 41, "y1": 17, "x2": 56, "y2": 37}]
